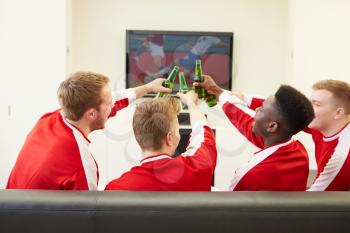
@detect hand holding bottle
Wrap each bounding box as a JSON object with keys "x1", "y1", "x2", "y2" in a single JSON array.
[
  {"x1": 193, "y1": 74, "x2": 223, "y2": 100},
  {"x1": 177, "y1": 90, "x2": 199, "y2": 108},
  {"x1": 146, "y1": 78, "x2": 172, "y2": 94},
  {"x1": 193, "y1": 59, "x2": 218, "y2": 107},
  {"x1": 156, "y1": 66, "x2": 179, "y2": 97},
  {"x1": 177, "y1": 90, "x2": 206, "y2": 127}
]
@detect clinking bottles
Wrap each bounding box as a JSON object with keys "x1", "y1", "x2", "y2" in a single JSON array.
[
  {"x1": 179, "y1": 72, "x2": 191, "y2": 94},
  {"x1": 156, "y1": 66, "x2": 179, "y2": 97},
  {"x1": 193, "y1": 59, "x2": 217, "y2": 107}
]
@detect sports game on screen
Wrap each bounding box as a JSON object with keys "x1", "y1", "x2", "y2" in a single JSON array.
[{"x1": 126, "y1": 30, "x2": 234, "y2": 95}]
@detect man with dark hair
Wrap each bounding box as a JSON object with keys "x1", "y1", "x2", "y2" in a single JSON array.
[
  {"x1": 274, "y1": 85, "x2": 316, "y2": 135},
  {"x1": 306, "y1": 80, "x2": 350, "y2": 191},
  {"x1": 6, "y1": 71, "x2": 170, "y2": 190},
  {"x1": 105, "y1": 92, "x2": 217, "y2": 191},
  {"x1": 194, "y1": 75, "x2": 314, "y2": 191}
]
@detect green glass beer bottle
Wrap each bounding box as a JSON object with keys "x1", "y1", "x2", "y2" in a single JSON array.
[
  {"x1": 156, "y1": 66, "x2": 179, "y2": 97},
  {"x1": 193, "y1": 59, "x2": 217, "y2": 107},
  {"x1": 179, "y1": 72, "x2": 191, "y2": 94},
  {"x1": 205, "y1": 94, "x2": 218, "y2": 107},
  {"x1": 193, "y1": 60, "x2": 206, "y2": 99}
]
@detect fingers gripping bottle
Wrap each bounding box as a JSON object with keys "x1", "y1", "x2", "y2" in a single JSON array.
[
  {"x1": 156, "y1": 66, "x2": 179, "y2": 97},
  {"x1": 193, "y1": 59, "x2": 217, "y2": 107}
]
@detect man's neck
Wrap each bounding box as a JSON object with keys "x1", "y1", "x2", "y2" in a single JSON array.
[
  {"x1": 142, "y1": 149, "x2": 172, "y2": 159},
  {"x1": 264, "y1": 135, "x2": 292, "y2": 148},
  {"x1": 65, "y1": 118, "x2": 91, "y2": 137},
  {"x1": 321, "y1": 119, "x2": 350, "y2": 137}
]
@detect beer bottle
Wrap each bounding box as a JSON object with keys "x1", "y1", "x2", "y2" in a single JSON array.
[
  {"x1": 179, "y1": 72, "x2": 191, "y2": 94},
  {"x1": 156, "y1": 66, "x2": 179, "y2": 97},
  {"x1": 193, "y1": 59, "x2": 217, "y2": 107},
  {"x1": 205, "y1": 94, "x2": 218, "y2": 107},
  {"x1": 193, "y1": 60, "x2": 206, "y2": 99}
]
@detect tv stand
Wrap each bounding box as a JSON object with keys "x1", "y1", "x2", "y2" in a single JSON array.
[{"x1": 178, "y1": 111, "x2": 191, "y2": 126}]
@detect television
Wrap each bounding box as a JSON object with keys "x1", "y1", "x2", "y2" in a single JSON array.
[{"x1": 126, "y1": 30, "x2": 233, "y2": 95}]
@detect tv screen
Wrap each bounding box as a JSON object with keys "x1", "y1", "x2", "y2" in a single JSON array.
[{"x1": 126, "y1": 30, "x2": 233, "y2": 95}]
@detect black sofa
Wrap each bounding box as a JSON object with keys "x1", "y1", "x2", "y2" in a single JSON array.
[{"x1": 1, "y1": 190, "x2": 350, "y2": 233}]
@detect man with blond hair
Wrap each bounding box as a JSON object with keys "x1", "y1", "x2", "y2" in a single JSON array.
[
  {"x1": 7, "y1": 71, "x2": 170, "y2": 190},
  {"x1": 105, "y1": 92, "x2": 217, "y2": 191},
  {"x1": 306, "y1": 80, "x2": 350, "y2": 191}
]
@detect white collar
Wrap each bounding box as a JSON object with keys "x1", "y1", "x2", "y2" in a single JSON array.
[
  {"x1": 140, "y1": 154, "x2": 172, "y2": 164},
  {"x1": 323, "y1": 123, "x2": 350, "y2": 142}
]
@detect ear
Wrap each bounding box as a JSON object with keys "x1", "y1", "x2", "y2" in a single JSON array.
[
  {"x1": 334, "y1": 107, "x2": 345, "y2": 120},
  {"x1": 84, "y1": 108, "x2": 97, "y2": 121},
  {"x1": 266, "y1": 121, "x2": 278, "y2": 133},
  {"x1": 165, "y1": 131, "x2": 174, "y2": 147}
]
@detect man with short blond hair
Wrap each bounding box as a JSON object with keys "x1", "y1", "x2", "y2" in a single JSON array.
[
  {"x1": 306, "y1": 80, "x2": 350, "y2": 191},
  {"x1": 133, "y1": 97, "x2": 181, "y2": 151},
  {"x1": 7, "y1": 71, "x2": 170, "y2": 190},
  {"x1": 105, "y1": 92, "x2": 217, "y2": 191}
]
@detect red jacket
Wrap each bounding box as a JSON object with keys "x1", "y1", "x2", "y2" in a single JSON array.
[
  {"x1": 219, "y1": 91, "x2": 309, "y2": 191},
  {"x1": 245, "y1": 94, "x2": 350, "y2": 191},
  {"x1": 105, "y1": 121, "x2": 217, "y2": 191},
  {"x1": 305, "y1": 125, "x2": 350, "y2": 191},
  {"x1": 7, "y1": 89, "x2": 135, "y2": 190}
]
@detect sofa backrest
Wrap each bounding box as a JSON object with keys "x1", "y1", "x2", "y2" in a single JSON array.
[{"x1": 1, "y1": 190, "x2": 350, "y2": 233}]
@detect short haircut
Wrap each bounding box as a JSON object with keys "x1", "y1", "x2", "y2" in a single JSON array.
[
  {"x1": 312, "y1": 79, "x2": 350, "y2": 114},
  {"x1": 275, "y1": 85, "x2": 315, "y2": 135},
  {"x1": 57, "y1": 71, "x2": 109, "y2": 121},
  {"x1": 133, "y1": 97, "x2": 181, "y2": 150}
]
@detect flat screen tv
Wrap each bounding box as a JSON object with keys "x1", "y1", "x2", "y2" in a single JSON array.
[{"x1": 126, "y1": 30, "x2": 233, "y2": 95}]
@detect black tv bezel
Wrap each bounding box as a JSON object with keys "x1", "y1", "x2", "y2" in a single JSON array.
[{"x1": 125, "y1": 29, "x2": 234, "y2": 91}]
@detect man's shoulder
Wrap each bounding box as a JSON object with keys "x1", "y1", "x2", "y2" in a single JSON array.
[
  {"x1": 30, "y1": 110, "x2": 76, "y2": 143},
  {"x1": 275, "y1": 140, "x2": 309, "y2": 161},
  {"x1": 104, "y1": 168, "x2": 149, "y2": 191},
  {"x1": 20, "y1": 116, "x2": 80, "y2": 163}
]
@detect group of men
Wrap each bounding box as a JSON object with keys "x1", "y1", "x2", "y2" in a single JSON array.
[{"x1": 6, "y1": 71, "x2": 350, "y2": 191}]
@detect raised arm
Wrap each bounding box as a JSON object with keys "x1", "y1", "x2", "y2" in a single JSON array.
[
  {"x1": 133, "y1": 78, "x2": 171, "y2": 99},
  {"x1": 228, "y1": 91, "x2": 265, "y2": 111},
  {"x1": 177, "y1": 91, "x2": 217, "y2": 171},
  {"x1": 109, "y1": 78, "x2": 171, "y2": 118},
  {"x1": 219, "y1": 91, "x2": 264, "y2": 148},
  {"x1": 194, "y1": 75, "x2": 264, "y2": 148}
]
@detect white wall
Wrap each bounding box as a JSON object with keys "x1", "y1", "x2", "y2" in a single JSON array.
[
  {"x1": 288, "y1": 0, "x2": 350, "y2": 91},
  {"x1": 286, "y1": 0, "x2": 350, "y2": 172},
  {"x1": 69, "y1": 0, "x2": 289, "y2": 95},
  {"x1": 0, "y1": 0, "x2": 67, "y2": 188},
  {"x1": 69, "y1": 0, "x2": 289, "y2": 190}
]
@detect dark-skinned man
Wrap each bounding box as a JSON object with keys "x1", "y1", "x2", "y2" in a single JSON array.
[{"x1": 194, "y1": 75, "x2": 314, "y2": 191}]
